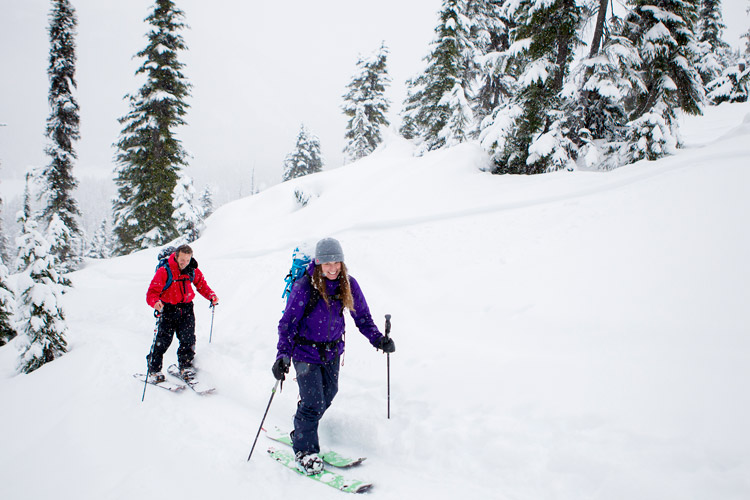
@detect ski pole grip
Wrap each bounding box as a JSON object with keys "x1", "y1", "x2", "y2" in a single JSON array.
[{"x1": 385, "y1": 314, "x2": 391, "y2": 338}]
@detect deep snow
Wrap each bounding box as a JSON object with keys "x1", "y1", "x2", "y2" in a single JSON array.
[{"x1": 1, "y1": 102, "x2": 749, "y2": 500}]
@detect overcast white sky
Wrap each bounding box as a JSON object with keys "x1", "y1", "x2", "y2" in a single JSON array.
[
  {"x1": 0, "y1": 0, "x2": 442, "y2": 201},
  {"x1": 0, "y1": 0, "x2": 748, "y2": 204}
]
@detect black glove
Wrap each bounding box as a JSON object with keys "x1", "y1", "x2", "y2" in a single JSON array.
[
  {"x1": 272, "y1": 356, "x2": 290, "y2": 380},
  {"x1": 377, "y1": 336, "x2": 396, "y2": 353}
]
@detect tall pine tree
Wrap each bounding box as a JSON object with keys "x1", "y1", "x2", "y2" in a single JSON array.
[
  {"x1": 469, "y1": 0, "x2": 513, "y2": 124},
  {"x1": 566, "y1": 6, "x2": 643, "y2": 170},
  {"x1": 283, "y1": 125, "x2": 323, "y2": 181},
  {"x1": 42, "y1": 0, "x2": 82, "y2": 272},
  {"x1": 342, "y1": 43, "x2": 391, "y2": 164},
  {"x1": 495, "y1": 0, "x2": 583, "y2": 174},
  {"x1": 695, "y1": 0, "x2": 730, "y2": 84},
  {"x1": 622, "y1": 0, "x2": 704, "y2": 162},
  {"x1": 400, "y1": 0, "x2": 476, "y2": 151},
  {"x1": 112, "y1": 0, "x2": 191, "y2": 255}
]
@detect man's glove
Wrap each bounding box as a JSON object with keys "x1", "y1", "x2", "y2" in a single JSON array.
[
  {"x1": 272, "y1": 356, "x2": 290, "y2": 381},
  {"x1": 377, "y1": 336, "x2": 396, "y2": 353}
]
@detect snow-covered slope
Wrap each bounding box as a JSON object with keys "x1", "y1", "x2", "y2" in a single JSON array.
[{"x1": 1, "y1": 102, "x2": 749, "y2": 500}]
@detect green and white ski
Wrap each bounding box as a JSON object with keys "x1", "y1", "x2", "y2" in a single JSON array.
[
  {"x1": 267, "y1": 447, "x2": 372, "y2": 494},
  {"x1": 265, "y1": 427, "x2": 366, "y2": 467}
]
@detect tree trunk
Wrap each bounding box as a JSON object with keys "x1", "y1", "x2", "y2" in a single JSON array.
[{"x1": 588, "y1": 0, "x2": 609, "y2": 58}]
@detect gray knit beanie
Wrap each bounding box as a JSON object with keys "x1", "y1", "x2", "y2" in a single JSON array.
[{"x1": 315, "y1": 237, "x2": 345, "y2": 264}]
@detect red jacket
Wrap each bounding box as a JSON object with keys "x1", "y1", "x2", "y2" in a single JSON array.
[{"x1": 146, "y1": 253, "x2": 216, "y2": 307}]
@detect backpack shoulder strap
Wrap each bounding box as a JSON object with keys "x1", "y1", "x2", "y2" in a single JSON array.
[
  {"x1": 301, "y1": 274, "x2": 319, "y2": 319},
  {"x1": 156, "y1": 258, "x2": 174, "y2": 293}
]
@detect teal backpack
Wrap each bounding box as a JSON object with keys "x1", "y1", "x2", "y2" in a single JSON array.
[{"x1": 282, "y1": 247, "x2": 312, "y2": 303}]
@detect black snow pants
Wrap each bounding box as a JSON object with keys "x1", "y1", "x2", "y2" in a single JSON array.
[{"x1": 147, "y1": 302, "x2": 196, "y2": 372}]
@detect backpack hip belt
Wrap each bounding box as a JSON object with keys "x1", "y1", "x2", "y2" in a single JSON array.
[{"x1": 293, "y1": 334, "x2": 343, "y2": 361}]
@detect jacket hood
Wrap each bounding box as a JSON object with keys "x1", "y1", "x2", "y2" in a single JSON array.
[{"x1": 171, "y1": 253, "x2": 198, "y2": 274}]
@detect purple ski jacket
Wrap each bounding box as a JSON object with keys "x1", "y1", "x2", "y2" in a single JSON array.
[{"x1": 276, "y1": 263, "x2": 383, "y2": 364}]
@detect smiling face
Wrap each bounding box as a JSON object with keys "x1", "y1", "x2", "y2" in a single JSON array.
[
  {"x1": 320, "y1": 261, "x2": 341, "y2": 280},
  {"x1": 176, "y1": 251, "x2": 192, "y2": 270}
]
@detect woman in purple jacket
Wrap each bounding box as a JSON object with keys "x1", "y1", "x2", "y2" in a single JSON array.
[{"x1": 272, "y1": 238, "x2": 395, "y2": 475}]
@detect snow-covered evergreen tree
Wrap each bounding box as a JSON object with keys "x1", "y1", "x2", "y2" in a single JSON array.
[
  {"x1": 400, "y1": 0, "x2": 476, "y2": 151},
  {"x1": 625, "y1": 101, "x2": 679, "y2": 161},
  {"x1": 41, "y1": 0, "x2": 82, "y2": 272},
  {"x1": 200, "y1": 185, "x2": 215, "y2": 218},
  {"x1": 467, "y1": 0, "x2": 511, "y2": 124},
  {"x1": 342, "y1": 43, "x2": 391, "y2": 164},
  {"x1": 172, "y1": 173, "x2": 203, "y2": 243},
  {"x1": 45, "y1": 213, "x2": 73, "y2": 287},
  {"x1": 0, "y1": 193, "x2": 10, "y2": 265},
  {"x1": 16, "y1": 174, "x2": 35, "y2": 272},
  {"x1": 572, "y1": 33, "x2": 641, "y2": 139},
  {"x1": 706, "y1": 59, "x2": 750, "y2": 103},
  {"x1": 282, "y1": 125, "x2": 323, "y2": 181},
  {"x1": 565, "y1": 9, "x2": 643, "y2": 170},
  {"x1": 86, "y1": 218, "x2": 113, "y2": 259},
  {"x1": 0, "y1": 257, "x2": 16, "y2": 346},
  {"x1": 694, "y1": 0, "x2": 731, "y2": 84},
  {"x1": 14, "y1": 176, "x2": 67, "y2": 373},
  {"x1": 112, "y1": 0, "x2": 191, "y2": 255},
  {"x1": 622, "y1": 0, "x2": 704, "y2": 127},
  {"x1": 493, "y1": 0, "x2": 584, "y2": 174}
]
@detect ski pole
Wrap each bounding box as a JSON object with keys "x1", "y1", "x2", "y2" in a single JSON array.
[
  {"x1": 142, "y1": 311, "x2": 161, "y2": 402},
  {"x1": 385, "y1": 314, "x2": 391, "y2": 419},
  {"x1": 247, "y1": 379, "x2": 281, "y2": 462},
  {"x1": 208, "y1": 303, "x2": 216, "y2": 343}
]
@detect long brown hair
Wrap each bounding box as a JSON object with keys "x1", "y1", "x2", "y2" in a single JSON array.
[{"x1": 311, "y1": 263, "x2": 355, "y2": 312}]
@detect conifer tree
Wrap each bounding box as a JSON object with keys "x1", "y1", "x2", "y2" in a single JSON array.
[
  {"x1": 400, "y1": 0, "x2": 476, "y2": 151},
  {"x1": 622, "y1": 0, "x2": 704, "y2": 161},
  {"x1": 16, "y1": 174, "x2": 34, "y2": 271},
  {"x1": 15, "y1": 175, "x2": 67, "y2": 373},
  {"x1": 200, "y1": 186, "x2": 215, "y2": 218},
  {"x1": 0, "y1": 258, "x2": 16, "y2": 346},
  {"x1": 46, "y1": 213, "x2": 73, "y2": 287},
  {"x1": 282, "y1": 125, "x2": 323, "y2": 181},
  {"x1": 342, "y1": 43, "x2": 391, "y2": 164},
  {"x1": 172, "y1": 173, "x2": 203, "y2": 243},
  {"x1": 86, "y1": 219, "x2": 113, "y2": 259},
  {"x1": 41, "y1": 0, "x2": 82, "y2": 272},
  {"x1": 112, "y1": 0, "x2": 191, "y2": 255},
  {"x1": 695, "y1": 0, "x2": 730, "y2": 84},
  {"x1": 0, "y1": 193, "x2": 10, "y2": 265},
  {"x1": 706, "y1": 60, "x2": 750, "y2": 104},
  {"x1": 494, "y1": 0, "x2": 583, "y2": 174},
  {"x1": 466, "y1": 0, "x2": 511, "y2": 123},
  {"x1": 567, "y1": 9, "x2": 643, "y2": 169}
]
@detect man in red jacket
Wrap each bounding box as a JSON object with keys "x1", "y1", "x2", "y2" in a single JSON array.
[{"x1": 146, "y1": 244, "x2": 218, "y2": 381}]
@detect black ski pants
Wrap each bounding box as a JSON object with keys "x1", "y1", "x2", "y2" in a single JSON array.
[{"x1": 147, "y1": 302, "x2": 196, "y2": 372}]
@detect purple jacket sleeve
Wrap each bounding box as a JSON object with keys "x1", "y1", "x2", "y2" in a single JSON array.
[{"x1": 349, "y1": 277, "x2": 383, "y2": 346}]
